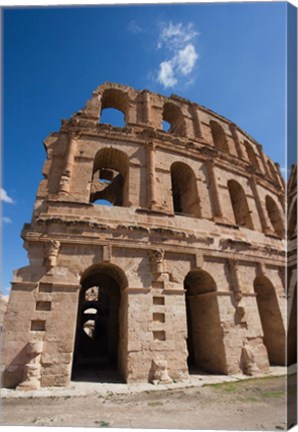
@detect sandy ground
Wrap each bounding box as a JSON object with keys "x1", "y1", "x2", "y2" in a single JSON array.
[{"x1": 1, "y1": 367, "x2": 297, "y2": 431}]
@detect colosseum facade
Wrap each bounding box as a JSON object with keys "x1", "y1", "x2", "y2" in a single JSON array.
[{"x1": 3, "y1": 82, "x2": 288, "y2": 389}]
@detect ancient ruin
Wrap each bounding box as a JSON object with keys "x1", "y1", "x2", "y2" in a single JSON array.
[{"x1": 2, "y1": 82, "x2": 290, "y2": 389}]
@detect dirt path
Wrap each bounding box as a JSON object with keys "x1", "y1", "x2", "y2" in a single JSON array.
[{"x1": 2, "y1": 375, "x2": 296, "y2": 430}]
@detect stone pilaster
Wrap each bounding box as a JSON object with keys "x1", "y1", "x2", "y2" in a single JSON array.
[
  {"x1": 206, "y1": 159, "x2": 224, "y2": 221},
  {"x1": 147, "y1": 142, "x2": 157, "y2": 209},
  {"x1": 59, "y1": 133, "x2": 78, "y2": 194},
  {"x1": 249, "y1": 176, "x2": 271, "y2": 234},
  {"x1": 191, "y1": 104, "x2": 202, "y2": 138},
  {"x1": 143, "y1": 90, "x2": 152, "y2": 125}
]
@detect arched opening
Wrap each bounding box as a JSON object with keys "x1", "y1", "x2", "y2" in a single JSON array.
[
  {"x1": 267, "y1": 160, "x2": 278, "y2": 182},
  {"x1": 287, "y1": 282, "x2": 297, "y2": 366},
  {"x1": 90, "y1": 148, "x2": 129, "y2": 206},
  {"x1": 99, "y1": 88, "x2": 128, "y2": 127},
  {"x1": 227, "y1": 180, "x2": 254, "y2": 229},
  {"x1": 210, "y1": 121, "x2": 229, "y2": 153},
  {"x1": 265, "y1": 195, "x2": 284, "y2": 237},
  {"x1": 184, "y1": 270, "x2": 226, "y2": 374},
  {"x1": 170, "y1": 162, "x2": 201, "y2": 217},
  {"x1": 162, "y1": 120, "x2": 171, "y2": 132},
  {"x1": 287, "y1": 282, "x2": 297, "y2": 365},
  {"x1": 244, "y1": 140, "x2": 260, "y2": 170},
  {"x1": 288, "y1": 197, "x2": 297, "y2": 239},
  {"x1": 72, "y1": 264, "x2": 128, "y2": 382},
  {"x1": 100, "y1": 108, "x2": 125, "y2": 127},
  {"x1": 253, "y1": 276, "x2": 285, "y2": 365},
  {"x1": 162, "y1": 102, "x2": 186, "y2": 136}
]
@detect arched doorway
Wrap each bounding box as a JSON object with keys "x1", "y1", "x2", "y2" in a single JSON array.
[
  {"x1": 184, "y1": 270, "x2": 226, "y2": 374},
  {"x1": 287, "y1": 271, "x2": 297, "y2": 366},
  {"x1": 253, "y1": 276, "x2": 285, "y2": 365},
  {"x1": 71, "y1": 264, "x2": 127, "y2": 382}
]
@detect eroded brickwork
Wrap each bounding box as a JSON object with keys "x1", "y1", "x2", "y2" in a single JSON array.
[{"x1": 3, "y1": 83, "x2": 288, "y2": 389}]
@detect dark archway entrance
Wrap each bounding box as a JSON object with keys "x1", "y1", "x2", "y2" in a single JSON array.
[
  {"x1": 184, "y1": 270, "x2": 226, "y2": 374},
  {"x1": 253, "y1": 276, "x2": 285, "y2": 365},
  {"x1": 72, "y1": 264, "x2": 127, "y2": 382},
  {"x1": 288, "y1": 283, "x2": 297, "y2": 366}
]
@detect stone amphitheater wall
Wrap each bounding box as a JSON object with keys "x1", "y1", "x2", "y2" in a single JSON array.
[{"x1": 2, "y1": 82, "x2": 289, "y2": 389}]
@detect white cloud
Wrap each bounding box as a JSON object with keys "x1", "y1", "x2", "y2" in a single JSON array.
[
  {"x1": 155, "y1": 22, "x2": 199, "y2": 89},
  {"x1": 127, "y1": 20, "x2": 143, "y2": 34},
  {"x1": 158, "y1": 61, "x2": 177, "y2": 88},
  {"x1": 158, "y1": 22, "x2": 199, "y2": 51},
  {"x1": 176, "y1": 44, "x2": 198, "y2": 75},
  {"x1": 1, "y1": 216, "x2": 12, "y2": 225},
  {"x1": 0, "y1": 188, "x2": 14, "y2": 204}
]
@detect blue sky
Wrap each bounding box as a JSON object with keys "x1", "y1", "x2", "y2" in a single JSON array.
[{"x1": 2, "y1": 3, "x2": 290, "y2": 294}]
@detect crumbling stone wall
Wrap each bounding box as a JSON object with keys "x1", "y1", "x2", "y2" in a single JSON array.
[
  {"x1": 3, "y1": 82, "x2": 287, "y2": 389},
  {"x1": 287, "y1": 164, "x2": 297, "y2": 365}
]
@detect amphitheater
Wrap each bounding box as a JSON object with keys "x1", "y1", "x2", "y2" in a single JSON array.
[{"x1": 2, "y1": 82, "x2": 294, "y2": 390}]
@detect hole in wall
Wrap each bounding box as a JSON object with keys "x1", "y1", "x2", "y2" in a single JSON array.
[{"x1": 100, "y1": 108, "x2": 125, "y2": 127}]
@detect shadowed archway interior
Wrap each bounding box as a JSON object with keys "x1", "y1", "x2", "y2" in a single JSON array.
[
  {"x1": 71, "y1": 265, "x2": 127, "y2": 382},
  {"x1": 184, "y1": 269, "x2": 227, "y2": 374},
  {"x1": 253, "y1": 276, "x2": 285, "y2": 365}
]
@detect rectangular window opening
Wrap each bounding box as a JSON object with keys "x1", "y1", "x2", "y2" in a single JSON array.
[
  {"x1": 153, "y1": 296, "x2": 165, "y2": 305},
  {"x1": 153, "y1": 312, "x2": 165, "y2": 323},
  {"x1": 153, "y1": 330, "x2": 166, "y2": 341},
  {"x1": 36, "y1": 301, "x2": 52, "y2": 311},
  {"x1": 30, "y1": 320, "x2": 46, "y2": 332}
]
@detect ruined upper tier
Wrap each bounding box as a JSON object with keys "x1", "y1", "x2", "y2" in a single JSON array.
[{"x1": 34, "y1": 82, "x2": 285, "y2": 241}]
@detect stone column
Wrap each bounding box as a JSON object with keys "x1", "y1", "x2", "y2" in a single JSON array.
[
  {"x1": 229, "y1": 123, "x2": 244, "y2": 159},
  {"x1": 59, "y1": 133, "x2": 78, "y2": 194},
  {"x1": 143, "y1": 90, "x2": 152, "y2": 125},
  {"x1": 191, "y1": 104, "x2": 202, "y2": 138},
  {"x1": 205, "y1": 159, "x2": 224, "y2": 221},
  {"x1": 147, "y1": 142, "x2": 157, "y2": 209},
  {"x1": 249, "y1": 176, "x2": 271, "y2": 233}
]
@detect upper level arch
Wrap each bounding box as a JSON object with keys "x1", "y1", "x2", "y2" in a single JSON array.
[
  {"x1": 210, "y1": 120, "x2": 229, "y2": 153},
  {"x1": 162, "y1": 102, "x2": 186, "y2": 136},
  {"x1": 288, "y1": 197, "x2": 297, "y2": 239},
  {"x1": 244, "y1": 140, "x2": 260, "y2": 170},
  {"x1": 99, "y1": 87, "x2": 129, "y2": 126},
  {"x1": 265, "y1": 195, "x2": 284, "y2": 238},
  {"x1": 90, "y1": 147, "x2": 129, "y2": 207},
  {"x1": 266, "y1": 159, "x2": 278, "y2": 183},
  {"x1": 227, "y1": 179, "x2": 253, "y2": 229},
  {"x1": 170, "y1": 161, "x2": 201, "y2": 217}
]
